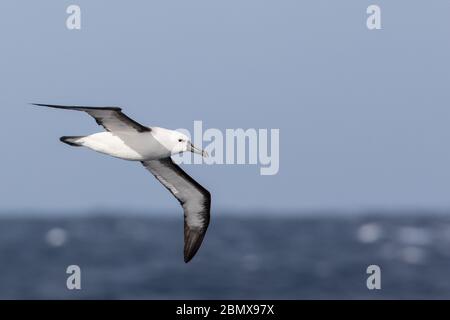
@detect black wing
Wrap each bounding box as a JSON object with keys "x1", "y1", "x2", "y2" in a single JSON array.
[
  {"x1": 33, "y1": 103, "x2": 150, "y2": 133},
  {"x1": 141, "y1": 158, "x2": 211, "y2": 263}
]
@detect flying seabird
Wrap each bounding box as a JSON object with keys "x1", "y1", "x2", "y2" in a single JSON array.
[{"x1": 34, "y1": 104, "x2": 211, "y2": 263}]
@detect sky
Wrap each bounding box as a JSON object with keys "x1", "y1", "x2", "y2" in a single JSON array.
[{"x1": 1, "y1": 1, "x2": 450, "y2": 213}]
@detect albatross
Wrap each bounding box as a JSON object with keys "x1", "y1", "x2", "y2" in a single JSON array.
[{"x1": 34, "y1": 103, "x2": 211, "y2": 263}]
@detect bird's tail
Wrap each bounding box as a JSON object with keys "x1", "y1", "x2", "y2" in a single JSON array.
[{"x1": 60, "y1": 136, "x2": 85, "y2": 147}]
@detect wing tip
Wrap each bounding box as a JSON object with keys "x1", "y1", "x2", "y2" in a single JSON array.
[
  {"x1": 30, "y1": 103, "x2": 64, "y2": 108},
  {"x1": 30, "y1": 103, "x2": 122, "y2": 111},
  {"x1": 184, "y1": 226, "x2": 208, "y2": 263},
  {"x1": 184, "y1": 249, "x2": 197, "y2": 263}
]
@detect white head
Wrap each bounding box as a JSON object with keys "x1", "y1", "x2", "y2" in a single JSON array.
[{"x1": 152, "y1": 127, "x2": 208, "y2": 157}]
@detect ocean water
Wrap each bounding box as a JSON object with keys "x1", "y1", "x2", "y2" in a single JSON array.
[{"x1": 0, "y1": 212, "x2": 449, "y2": 299}]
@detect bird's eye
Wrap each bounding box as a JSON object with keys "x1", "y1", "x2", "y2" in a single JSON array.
[{"x1": 178, "y1": 139, "x2": 183, "y2": 142}]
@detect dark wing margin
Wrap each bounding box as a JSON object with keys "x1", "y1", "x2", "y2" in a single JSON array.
[
  {"x1": 32, "y1": 103, "x2": 151, "y2": 133},
  {"x1": 141, "y1": 158, "x2": 211, "y2": 263}
]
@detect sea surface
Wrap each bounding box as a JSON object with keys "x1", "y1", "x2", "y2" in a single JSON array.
[{"x1": 0, "y1": 212, "x2": 449, "y2": 299}]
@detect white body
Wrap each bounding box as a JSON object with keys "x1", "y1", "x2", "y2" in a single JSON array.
[{"x1": 75, "y1": 127, "x2": 181, "y2": 161}]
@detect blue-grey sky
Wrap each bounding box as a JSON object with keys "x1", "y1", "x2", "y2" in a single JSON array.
[{"x1": 1, "y1": 1, "x2": 450, "y2": 212}]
